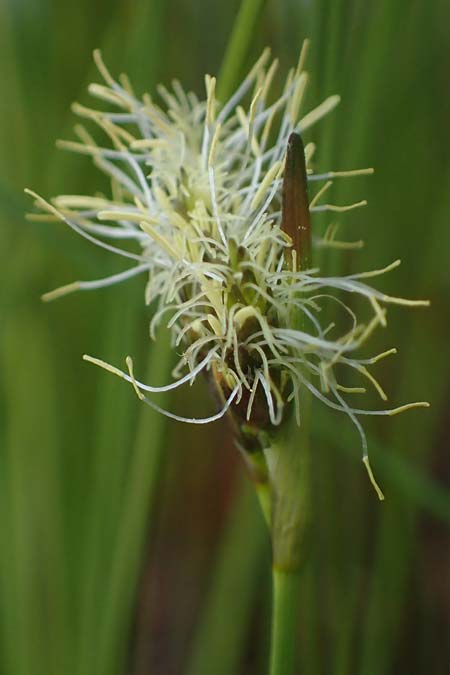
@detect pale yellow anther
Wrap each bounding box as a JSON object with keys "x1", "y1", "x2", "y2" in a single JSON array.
[
  {"x1": 319, "y1": 200, "x2": 367, "y2": 213},
  {"x1": 71, "y1": 102, "x2": 101, "y2": 120},
  {"x1": 328, "y1": 168, "x2": 374, "y2": 178},
  {"x1": 247, "y1": 47, "x2": 271, "y2": 81},
  {"x1": 388, "y1": 401, "x2": 430, "y2": 416},
  {"x1": 101, "y1": 117, "x2": 136, "y2": 147},
  {"x1": 98, "y1": 209, "x2": 156, "y2": 225},
  {"x1": 260, "y1": 58, "x2": 279, "y2": 101},
  {"x1": 26, "y1": 212, "x2": 59, "y2": 222},
  {"x1": 320, "y1": 223, "x2": 365, "y2": 250},
  {"x1": 250, "y1": 160, "x2": 282, "y2": 211},
  {"x1": 24, "y1": 189, "x2": 60, "y2": 219},
  {"x1": 119, "y1": 72, "x2": 134, "y2": 96},
  {"x1": 92, "y1": 115, "x2": 127, "y2": 150},
  {"x1": 261, "y1": 106, "x2": 277, "y2": 151},
  {"x1": 134, "y1": 196, "x2": 146, "y2": 212},
  {"x1": 153, "y1": 185, "x2": 173, "y2": 213},
  {"x1": 207, "y1": 123, "x2": 222, "y2": 167},
  {"x1": 224, "y1": 369, "x2": 239, "y2": 392},
  {"x1": 88, "y1": 83, "x2": 126, "y2": 108},
  {"x1": 236, "y1": 106, "x2": 248, "y2": 132},
  {"x1": 283, "y1": 68, "x2": 294, "y2": 93},
  {"x1": 83, "y1": 354, "x2": 126, "y2": 380},
  {"x1": 296, "y1": 39, "x2": 310, "y2": 77},
  {"x1": 309, "y1": 180, "x2": 333, "y2": 208},
  {"x1": 249, "y1": 87, "x2": 262, "y2": 128},
  {"x1": 42, "y1": 282, "x2": 80, "y2": 302},
  {"x1": 356, "y1": 259, "x2": 401, "y2": 279},
  {"x1": 139, "y1": 221, "x2": 180, "y2": 259},
  {"x1": 298, "y1": 95, "x2": 340, "y2": 132},
  {"x1": 319, "y1": 233, "x2": 364, "y2": 250},
  {"x1": 371, "y1": 348, "x2": 397, "y2": 363},
  {"x1": 382, "y1": 295, "x2": 431, "y2": 307},
  {"x1": 336, "y1": 385, "x2": 366, "y2": 394},
  {"x1": 130, "y1": 138, "x2": 168, "y2": 150},
  {"x1": 319, "y1": 361, "x2": 330, "y2": 393},
  {"x1": 126, "y1": 356, "x2": 145, "y2": 401},
  {"x1": 56, "y1": 140, "x2": 100, "y2": 157},
  {"x1": 354, "y1": 313, "x2": 386, "y2": 348},
  {"x1": 234, "y1": 306, "x2": 258, "y2": 329},
  {"x1": 304, "y1": 142, "x2": 315, "y2": 163},
  {"x1": 207, "y1": 314, "x2": 223, "y2": 336},
  {"x1": 289, "y1": 72, "x2": 308, "y2": 124},
  {"x1": 205, "y1": 75, "x2": 217, "y2": 126},
  {"x1": 142, "y1": 105, "x2": 173, "y2": 135},
  {"x1": 370, "y1": 296, "x2": 387, "y2": 327},
  {"x1": 93, "y1": 49, "x2": 116, "y2": 87},
  {"x1": 357, "y1": 365, "x2": 387, "y2": 400},
  {"x1": 54, "y1": 196, "x2": 110, "y2": 209},
  {"x1": 74, "y1": 124, "x2": 97, "y2": 146},
  {"x1": 363, "y1": 457, "x2": 385, "y2": 501}
]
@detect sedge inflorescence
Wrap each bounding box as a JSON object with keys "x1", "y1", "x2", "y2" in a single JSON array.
[{"x1": 27, "y1": 42, "x2": 429, "y2": 496}]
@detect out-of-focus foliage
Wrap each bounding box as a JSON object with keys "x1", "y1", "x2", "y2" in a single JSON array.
[{"x1": 0, "y1": 1, "x2": 448, "y2": 674}]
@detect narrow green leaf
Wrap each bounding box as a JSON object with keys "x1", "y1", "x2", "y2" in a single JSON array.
[
  {"x1": 94, "y1": 332, "x2": 173, "y2": 675},
  {"x1": 217, "y1": 0, "x2": 266, "y2": 102},
  {"x1": 187, "y1": 480, "x2": 268, "y2": 675}
]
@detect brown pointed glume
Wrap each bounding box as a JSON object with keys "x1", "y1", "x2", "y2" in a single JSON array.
[{"x1": 281, "y1": 132, "x2": 311, "y2": 270}]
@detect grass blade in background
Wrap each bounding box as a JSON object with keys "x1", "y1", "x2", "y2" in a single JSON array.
[
  {"x1": 94, "y1": 332, "x2": 173, "y2": 675},
  {"x1": 295, "y1": 2, "x2": 450, "y2": 674},
  {"x1": 217, "y1": 0, "x2": 266, "y2": 101},
  {"x1": 1, "y1": 313, "x2": 69, "y2": 675},
  {"x1": 187, "y1": 480, "x2": 268, "y2": 675}
]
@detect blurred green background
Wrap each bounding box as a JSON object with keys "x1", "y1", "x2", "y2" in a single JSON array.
[{"x1": 1, "y1": 1, "x2": 449, "y2": 674}]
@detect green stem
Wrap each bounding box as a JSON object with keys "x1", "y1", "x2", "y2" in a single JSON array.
[
  {"x1": 264, "y1": 412, "x2": 311, "y2": 675},
  {"x1": 269, "y1": 568, "x2": 301, "y2": 675}
]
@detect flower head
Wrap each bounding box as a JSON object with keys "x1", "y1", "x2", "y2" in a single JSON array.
[{"x1": 27, "y1": 42, "x2": 429, "y2": 497}]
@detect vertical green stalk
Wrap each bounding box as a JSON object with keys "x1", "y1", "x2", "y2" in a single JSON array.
[
  {"x1": 187, "y1": 480, "x2": 267, "y2": 675},
  {"x1": 270, "y1": 569, "x2": 301, "y2": 675},
  {"x1": 94, "y1": 331, "x2": 173, "y2": 675},
  {"x1": 217, "y1": 0, "x2": 266, "y2": 101}
]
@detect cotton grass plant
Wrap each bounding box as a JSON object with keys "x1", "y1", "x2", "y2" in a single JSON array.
[{"x1": 27, "y1": 39, "x2": 429, "y2": 675}]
